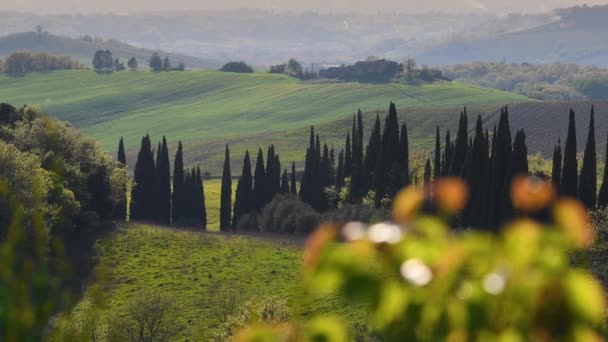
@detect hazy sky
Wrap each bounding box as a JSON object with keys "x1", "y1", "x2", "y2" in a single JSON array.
[{"x1": 1, "y1": 0, "x2": 607, "y2": 13}]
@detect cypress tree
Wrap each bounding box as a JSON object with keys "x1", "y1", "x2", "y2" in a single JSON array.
[
  {"x1": 364, "y1": 114, "x2": 382, "y2": 194},
  {"x1": 434, "y1": 126, "x2": 441, "y2": 179},
  {"x1": 253, "y1": 148, "x2": 267, "y2": 211},
  {"x1": 449, "y1": 109, "x2": 468, "y2": 176},
  {"x1": 336, "y1": 150, "x2": 345, "y2": 189},
  {"x1": 490, "y1": 107, "x2": 513, "y2": 228},
  {"x1": 131, "y1": 134, "x2": 156, "y2": 221},
  {"x1": 172, "y1": 142, "x2": 185, "y2": 225},
  {"x1": 196, "y1": 166, "x2": 207, "y2": 230},
  {"x1": 511, "y1": 130, "x2": 529, "y2": 176},
  {"x1": 186, "y1": 168, "x2": 197, "y2": 221},
  {"x1": 551, "y1": 139, "x2": 562, "y2": 192},
  {"x1": 382, "y1": 102, "x2": 401, "y2": 180},
  {"x1": 423, "y1": 159, "x2": 432, "y2": 189},
  {"x1": 357, "y1": 109, "x2": 364, "y2": 156},
  {"x1": 329, "y1": 147, "x2": 336, "y2": 186},
  {"x1": 118, "y1": 137, "x2": 126, "y2": 165},
  {"x1": 598, "y1": 135, "x2": 608, "y2": 208},
  {"x1": 115, "y1": 137, "x2": 128, "y2": 221},
  {"x1": 280, "y1": 170, "x2": 289, "y2": 193},
  {"x1": 442, "y1": 130, "x2": 452, "y2": 176},
  {"x1": 220, "y1": 145, "x2": 232, "y2": 231},
  {"x1": 466, "y1": 116, "x2": 490, "y2": 228},
  {"x1": 578, "y1": 106, "x2": 597, "y2": 209},
  {"x1": 273, "y1": 155, "x2": 282, "y2": 195},
  {"x1": 344, "y1": 133, "x2": 352, "y2": 178},
  {"x1": 351, "y1": 111, "x2": 365, "y2": 203},
  {"x1": 290, "y1": 162, "x2": 297, "y2": 195},
  {"x1": 561, "y1": 109, "x2": 578, "y2": 198},
  {"x1": 155, "y1": 136, "x2": 171, "y2": 225},
  {"x1": 233, "y1": 151, "x2": 254, "y2": 227}
]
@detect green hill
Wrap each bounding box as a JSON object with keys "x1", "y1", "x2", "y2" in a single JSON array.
[
  {"x1": 0, "y1": 70, "x2": 530, "y2": 173},
  {"x1": 53, "y1": 223, "x2": 364, "y2": 340},
  {"x1": 0, "y1": 32, "x2": 220, "y2": 69}
]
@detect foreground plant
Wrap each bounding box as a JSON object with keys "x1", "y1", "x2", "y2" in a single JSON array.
[{"x1": 238, "y1": 176, "x2": 605, "y2": 341}]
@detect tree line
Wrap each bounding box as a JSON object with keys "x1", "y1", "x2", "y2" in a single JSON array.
[
  {"x1": 120, "y1": 102, "x2": 608, "y2": 233},
  {"x1": 1, "y1": 51, "x2": 84, "y2": 74},
  {"x1": 92, "y1": 50, "x2": 137, "y2": 72},
  {"x1": 93, "y1": 50, "x2": 185, "y2": 73}
]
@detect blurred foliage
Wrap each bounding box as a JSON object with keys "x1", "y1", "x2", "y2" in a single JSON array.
[
  {"x1": 238, "y1": 177, "x2": 606, "y2": 341},
  {"x1": 0, "y1": 180, "x2": 67, "y2": 342}
]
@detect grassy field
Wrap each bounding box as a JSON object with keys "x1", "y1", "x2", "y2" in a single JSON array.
[
  {"x1": 59, "y1": 223, "x2": 364, "y2": 341},
  {"x1": 0, "y1": 70, "x2": 530, "y2": 173}
]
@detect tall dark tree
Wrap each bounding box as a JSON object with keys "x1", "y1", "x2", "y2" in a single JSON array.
[
  {"x1": 434, "y1": 126, "x2": 441, "y2": 179},
  {"x1": 449, "y1": 109, "x2": 468, "y2": 176},
  {"x1": 442, "y1": 130, "x2": 452, "y2": 176},
  {"x1": 336, "y1": 150, "x2": 345, "y2": 189},
  {"x1": 399, "y1": 121, "x2": 410, "y2": 187},
  {"x1": 511, "y1": 130, "x2": 529, "y2": 176},
  {"x1": 118, "y1": 137, "x2": 126, "y2": 165},
  {"x1": 561, "y1": 109, "x2": 578, "y2": 198},
  {"x1": 351, "y1": 111, "x2": 365, "y2": 203},
  {"x1": 551, "y1": 139, "x2": 562, "y2": 192},
  {"x1": 149, "y1": 52, "x2": 162, "y2": 72},
  {"x1": 172, "y1": 141, "x2": 185, "y2": 224},
  {"x1": 265, "y1": 145, "x2": 277, "y2": 204},
  {"x1": 344, "y1": 133, "x2": 352, "y2": 178},
  {"x1": 490, "y1": 107, "x2": 513, "y2": 228},
  {"x1": 131, "y1": 134, "x2": 156, "y2": 221},
  {"x1": 220, "y1": 145, "x2": 232, "y2": 231},
  {"x1": 466, "y1": 116, "x2": 490, "y2": 228},
  {"x1": 364, "y1": 114, "x2": 382, "y2": 195},
  {"x1": 155, "y1": 136, "x2": 171, "y2": 225},
  {"x1": 290, "y1": 162, "x2": 297, "y2": 195},
  {"x1": 280, "y1": 170, "x2": 290, "y2": 193},
  {"x1": 114, "y1": 138, "x2": 128, "y2": 221},
  {"x1": 253, "y1": 148, "x2": 267, "y2": 211},
  {"x1": 423, "y1": 159, "x2": 432, "y2": 189},
  {"x1": 598, "y1": 135, "x2": 608, "y2": 208},
  {"x1": 233, "y1": 151, "x2": 254, "y2": 227},
  {"x1": 578, "y1": 106, "x2": 597, "y2": 209},
  {"x1": 196, "y1": 166, "x2": 207, "y2": 229}
]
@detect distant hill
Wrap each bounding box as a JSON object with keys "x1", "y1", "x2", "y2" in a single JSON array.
[
  {"x1": 0, "y1": 70, "x2": 528, "y2": 174},
  {"x1": 421, "y1": 5, "x2": 608, "y2": 67},
  {"x1": 0, "y1": 32, "x2": 222, "y2": 69}
]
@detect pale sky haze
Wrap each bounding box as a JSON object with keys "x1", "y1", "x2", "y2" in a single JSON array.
[{"x1": 1, "y1": 0, "x2": 607, "y2": 14}]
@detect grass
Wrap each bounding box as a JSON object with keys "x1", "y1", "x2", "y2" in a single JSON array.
[
  {"x1": 66, "y1": 223, "x2": 364, "y2": 340},
  {"x1": 0, "y1": 70, "x2": 530, "y2": 173}
]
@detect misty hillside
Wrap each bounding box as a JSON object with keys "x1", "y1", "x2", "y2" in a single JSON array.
[
  {"x1": 0, "y1": 10, "x2": 552, "y2": 66},
  {"x1": 420, "y1": 5, "x2": 608, "y2": 67},
  {"x1": 0, "y1": 31, "x2": 222, "y2": 69}
]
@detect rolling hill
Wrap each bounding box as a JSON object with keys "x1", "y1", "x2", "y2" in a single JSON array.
[
  {"x1": 0, "y1": 32, "x2": 220, "y2": 69},
  {"x1": 53, "y1": 223, "x2": 364, "y2": 340},
  {"x1": 0, "y1": 70, "x2": 530, "y2": 173}
]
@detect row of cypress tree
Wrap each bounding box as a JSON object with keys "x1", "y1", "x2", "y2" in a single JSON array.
[
  {"x1": 118, "y1": 103, "x2": 607, "y2": 232},
  {"x1": 552, "y1": 106, "x2": 608, "y2": 210},
  {"x1": 123, "y1": 135, "x2": 207, "y2": 228},
  {"x1": 224, "y1": 145, "x2": 298, "y2": 231},
  {"x1": 296, "y1": 104, "x2": 530, "y2": 230}
]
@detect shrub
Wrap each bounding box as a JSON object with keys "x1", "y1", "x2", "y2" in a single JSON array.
[
  {"x1": 220, "y1": 61, "x2": 254, "y2": 73},
  {"x1": 259, "y1": 195, "x2": 319, "y2": 234},
  {"x1": 108, "y1": 290, "x2": 180, "y2": 342}
]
